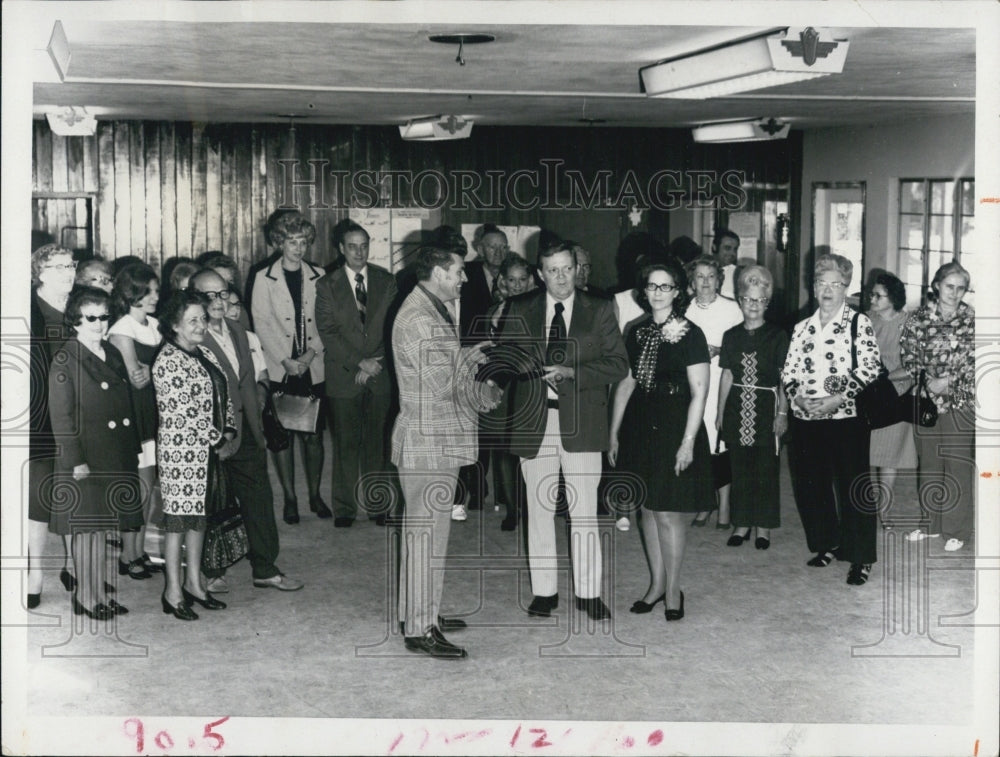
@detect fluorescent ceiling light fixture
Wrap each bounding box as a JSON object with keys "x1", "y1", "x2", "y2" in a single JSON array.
[
  {"x1": 692, "y1": 118, "x2": 790, "y2": 143},
  {"x1": 46, "y1": 106, "x2": 97, "y2": 136},
  {"x1": 640, "y1": 27, "x2": 849, "y2": 99},
  {"x1": 399, "y1": 115, "x2": 473, "y2": 141}
]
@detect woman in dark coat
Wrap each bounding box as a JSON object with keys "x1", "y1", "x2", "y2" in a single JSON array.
[{"x1": 48, "y1": 286, "x2": 141, "y2": 618}]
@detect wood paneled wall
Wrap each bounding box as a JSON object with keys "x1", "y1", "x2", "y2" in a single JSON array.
[{"x1": 31, "y1": 119, "x2": 801, "y2": 292}]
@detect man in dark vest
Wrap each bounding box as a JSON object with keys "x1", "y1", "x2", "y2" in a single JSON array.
[{"x1": 191, "y1": 269, "x2": 303, "y2": 592}]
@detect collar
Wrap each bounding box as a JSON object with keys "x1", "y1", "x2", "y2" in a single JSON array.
[
  {"x1": 809, "y1": 302, "x2": 850, "y2": 332},
  {"x1": 264, "y1": 258, "x2": 322, "y2": 282},
  {"x1": 417, "y1": 284, "x2": 456, "y2": 326},
  {"x1": 346, "y1": 265, "x2": 368, "y2": 282}
]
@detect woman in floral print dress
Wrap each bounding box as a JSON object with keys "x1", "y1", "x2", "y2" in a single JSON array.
[{"x1": 901, "y1": 262, "x2": 976, "y2": 552}]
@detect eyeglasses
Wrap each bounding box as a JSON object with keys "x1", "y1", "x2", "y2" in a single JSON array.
[
  {"x1": 645, "y1": 283, "x2": 677, "y2": 294},
  {"x1": 200, "y1": 290, "x2": 233, "y2": 301},
  {"x1": 45, "y1": 262, "x2": 78, "y2": 271},
  {"x1": 739, "y1": 296, "x2": 770, "y2": 306},
  {"x1": 81, "y1": 313, "x2": 111, "y2": 322},
  {"x1": 815, "y1": 280, "x2": 846, "y2": 291},
  {"x1": 85, "y1": 275, "x2": 113, "y2": 286}
]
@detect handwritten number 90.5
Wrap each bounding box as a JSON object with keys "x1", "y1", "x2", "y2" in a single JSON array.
[{"x1": 123, "y1": 717, "x2": 228, "y2": 752}]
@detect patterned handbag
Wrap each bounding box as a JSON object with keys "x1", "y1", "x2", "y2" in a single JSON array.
[{"x1": 201, "y1": 455, "x2": 249, "y2": 572}]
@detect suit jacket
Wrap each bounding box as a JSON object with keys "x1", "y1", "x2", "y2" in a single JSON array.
[
  {"x1": 199, "y1": 319, "x2": 265, "y2": 451},
  {"x1": 459, "y1": 259, "x2": 496, "y2": 345},
  {"x1": 315, "y1": 264, "x2": 396, "y2": 399},
  {"x1": 499, "y1": 289, "x2": 628, "y2": 457},
  {"x1": 390, "y1": 286, "x2": 487, "y2": 470},
  {"x1": 250, "y1": 258, "x2": 325, "y2": 384}
]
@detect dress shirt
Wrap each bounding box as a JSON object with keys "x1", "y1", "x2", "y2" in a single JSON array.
[{"x1": 205, "y1": 320, "x2": 240, "y2": 376}]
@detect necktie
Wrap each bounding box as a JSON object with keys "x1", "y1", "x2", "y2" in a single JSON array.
[
  {"x1": 354, "y1": 273, "x2": 367, "y2": 325},
  {"x1": 490, "y1": 273, "x2": 499, "y2": 302},
  {"x1": 546, "y1": 302, "x2": 566, "y2": 365}
]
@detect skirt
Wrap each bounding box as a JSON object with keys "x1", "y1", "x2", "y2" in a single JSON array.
[
  {"x1": 870, "y1": 420, "x2": 917, "y2": 468},
  {"x1": 729, "y1": 446, "x2": 780, "y2": 528}
]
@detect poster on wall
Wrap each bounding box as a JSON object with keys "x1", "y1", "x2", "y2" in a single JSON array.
[{"x1": 728, "y1": 211, "x2": 760, "y2": 258}]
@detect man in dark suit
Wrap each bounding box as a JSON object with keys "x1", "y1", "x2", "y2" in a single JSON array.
[
  {"x1": 191, "y1": 269, "x2": 303, "y2": 592},
  {"x1": 315, "y1": 220, "x2": 398, "y2": 527},
  {"x1": 497, "y1": 242, "x2": 628, "y2": 620},
  {"x1": 453, "y1": 224, "x2": 510, "y2": 518}
]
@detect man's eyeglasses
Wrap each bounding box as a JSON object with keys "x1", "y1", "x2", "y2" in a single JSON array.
[
  {"x1": 81, "y1": 313, "x2": 111, "y2": 322},
  {"x1": 45, "y1": 262, "x2": 78, "y2": 271},
  {"x1": 200, "y1": 290, "x2": 233, "y2": 301},
  {"x1": 645, "y1": 283, "x2": 677, "y2": 294},
  {"x1": 739, "y1": 296, "x2": 770, "y2": 306}
]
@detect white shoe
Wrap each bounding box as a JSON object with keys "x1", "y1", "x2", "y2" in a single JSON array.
[
  {"x1": 615, "y1": 516, "x2": 630, "y2": 532},
  {"x1": 451, "y1": 505, "x2": 467, "y2": 522},
  {"x1": 905, "y1": 529, "x2": 940, "y2": 542},
  {"x1": 206, "y1": 576, "x2": 229, "y2": 594},
  {"x1": 943, "y1": 538, "x2": 965, "y2": 552}
]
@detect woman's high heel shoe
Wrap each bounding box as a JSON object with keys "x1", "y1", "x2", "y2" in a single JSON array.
[
  {"x1": 161, "y1": 593, "x2": 198, "y2": 621},
  {"x1": 755, "y1": 536, "x2": 771, "y2": 550},
  {"x1": 27, "y1": 593, "x2": 41, "y2": 610},
  {"x1": 283, "y1": 498, "x2": 300, "y2": 525},
  {"x1": 182, "y1": 587, "x2": 226, "y2": 610},
  {"x1": 118, "y1": 558, "x2": 152, "y2": 580},
  {"x1": 665, "y1": 591, "x2": 685, "y2": 622},
  {"x1": 629, "y1": 594, "x2": 665, "y2": 614},
  {"x1": 727, "y1": 529, "x2": 752, "y2": 547},
  {"x1": 72, "y1": 596, "x2": 113, "y2": 620},
  {"x1": 106, "y1": 599, "x2": 129, "y2": 615},
  {"x1": 691, "y1": 512, "x2": 712, "y2": 527},
  {"x1": 141, "y1": 553, "x2": 164, "y2": 573},
  {"x1": 59, "y1": 569, "x2": 77, "y2": 592}
]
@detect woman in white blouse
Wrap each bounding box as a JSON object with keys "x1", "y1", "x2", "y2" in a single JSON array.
[{"x1": 781, "y1": 254, "x2": 881, "y2": 586}]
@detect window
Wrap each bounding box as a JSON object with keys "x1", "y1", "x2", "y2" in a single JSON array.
[{"x1": 898, "y1": 178, "x2": 974, "y2": 308}]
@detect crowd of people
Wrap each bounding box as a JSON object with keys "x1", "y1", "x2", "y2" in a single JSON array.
[{"x1": 25, "y1": 212, "x2": 977, "y2": 659}]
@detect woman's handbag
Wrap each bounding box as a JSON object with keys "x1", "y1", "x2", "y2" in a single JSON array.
[
  {"x1": 272, "y1": 381, "x2": 321, "y2": 434},
  {"x1": 201, "y1": 458, "x2": 249, "y2": 571},
  {"x1": 899, "y1": 369, "x2": 939, "y2": 428},
  {"x1": 850, "y1": 313, "x2": 901, "y2": 429},
  {"x1": 261, "y1": 386, "x2": 291, "y2": 452}
]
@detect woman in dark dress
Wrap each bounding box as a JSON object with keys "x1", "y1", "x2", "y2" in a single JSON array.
[
  {"x1": 717, "y1": 266, "x2": 789, "y2": 550},
  {"x1": 27, "y1": 244, "x2": 77, "y2": 609},
  {"x1": 609, "y1": 260, "x2": 712, "y2": 622},
  {"x1": 48, "y1": 287, "x2": 141, "y2": 618}
]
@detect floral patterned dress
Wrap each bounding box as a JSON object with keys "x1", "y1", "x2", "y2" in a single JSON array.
[{"x1": 152, "y1": 342, "x2": 235, "y2": 530}]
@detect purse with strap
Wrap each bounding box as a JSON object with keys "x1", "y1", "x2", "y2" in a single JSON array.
[
  {"x1": 899, "y1": 369, "x2": 939, "y2": 428},
  {"x1": 261, "y1": 385, "x2": 291, "y2": 452},
  {"x1": 201, "y1": 455, "x2": 249, "y2": 572},
  {"x1": 850, "y1": 313, "x2": 900, "y2": 430},
  {"x1": 272, "y1": 380, "x2": 321, "y2": 434}
]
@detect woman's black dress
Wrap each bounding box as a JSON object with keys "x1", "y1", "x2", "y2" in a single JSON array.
[{"x1": 618, "y1": 316, "x2": 713, "y2": 512}]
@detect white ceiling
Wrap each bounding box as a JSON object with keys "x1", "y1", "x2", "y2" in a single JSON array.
[{"x1": 28, "y1": 6, "x2": 978, "y2": 131}]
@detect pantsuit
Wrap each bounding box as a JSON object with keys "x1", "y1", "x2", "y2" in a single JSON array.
[
  {"x1": 397, "y1": 468, "x2": 459, "y2": 636},
  {"x1": 789, "y1": 416, "x2": 876, "y2": 564},
  {"x1": 915, "y1": 408, "x2": 975, "y2": 543},
  {"x1": 519, "y1": 409, "x2": 602, "y2": 598}
]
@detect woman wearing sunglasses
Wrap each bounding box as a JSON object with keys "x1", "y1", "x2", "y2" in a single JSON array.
[
  {"x1": 716, "y1": 266, "x2": 789, "y2": 550},
  {"x1": 48, "y1": 286, "x2": 141, "y2": 619}
]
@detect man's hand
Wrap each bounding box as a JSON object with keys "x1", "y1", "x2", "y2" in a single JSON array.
[
  {"x1": 480, "y1": 379, "x2": 502, "y2": 412},
  {"x1": 354, "y1": 368, "x2": 373, "y2": 386},
  {"x1": 73, "y1": 463, "x2": 91, "y2": 480},
  {"x1": 542, "y1": 364, "x2": 575, "y2": 390},
  {"x1": 358, "y1": 357, "x2": 382, "y2": 377}
]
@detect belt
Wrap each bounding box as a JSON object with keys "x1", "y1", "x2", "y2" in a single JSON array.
[{"x1": 546, "y1": 399, "x2": 559, "y2": 409}]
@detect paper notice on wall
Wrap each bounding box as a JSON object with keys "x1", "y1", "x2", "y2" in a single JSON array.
[
  {"x1": 391, "y1": 208, "x2": 434, "y2": 271},
  {"x1": 349, "y1": 207, "x2": 391, "y2": 270}
]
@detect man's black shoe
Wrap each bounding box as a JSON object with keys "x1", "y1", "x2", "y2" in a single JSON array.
[
  {"x1": 334, "y1": 517, "x2": 354, "y2": 528},
  {"x1": 575, "y1": 596, "x2": 611, "y2": 620},
  {"x1": 527, "y1": 594, "x2": 559, "y2": 618},
  {"x1": 404, "y1": 627, "x2": 467, "y2": 659}
]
